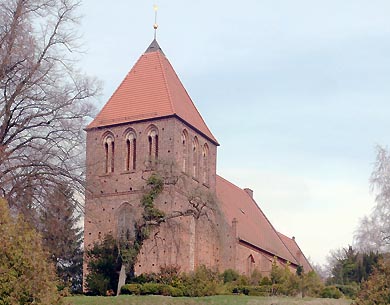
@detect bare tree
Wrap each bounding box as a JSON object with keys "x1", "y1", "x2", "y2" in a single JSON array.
[
  {"x1": 354, "y1": 145, "x2": 390, "y2": 253},
  {"x1": 0, "y1": 0, "x2": 99, "y2": 213}
]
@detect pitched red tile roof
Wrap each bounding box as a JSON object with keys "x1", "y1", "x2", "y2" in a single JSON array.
[
  {"x1": 216, "y1": 175, "x2": 298, "y2": 264},
  {"x1": 277, "y1": 232, "x2": 313, "y2": 273},
  {"x1": 86, "y1": 40, "x2": 218, "y2": 145}
]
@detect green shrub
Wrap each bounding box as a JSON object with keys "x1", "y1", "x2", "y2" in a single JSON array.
[
  {"x1": 247, "y1": 285, "x2": 271, "y2": 296},
  {"x1": 156, "y1": 265, "x2": 181, "y2": 286},
  {"x1": 335, "y1": 284, "x2": 359, "y2": 299},
  {"x1": 140, "y1": 283, "x2": 164, "y2": 295},
  {"x1": 320, "y1": 286, "x2": 343, "y2": 299},
  {"x1": 250, "y1": 269, "x2": 263, "y2": 285},
  {"x1": 182, "y1": 265, "x2": 221, "y2": 297},
  {"x1": 270, "y1": 283, "x2": 282, "y2": 296},
  {"x1": 124, "y1": 265, "x2": 325, "y2": 298},
  {"x1": 231, "y1": 285, "x2": 271, "y2": 296},
  {"x1": 269, "y1": 262, "x2": 301, "y2": 296},
  {"x1": 121, "y1": 283, "x2": 142, "y2": 295},
  {"x1": 0, "y1": 199, "x2": 62, "y2": 305},
  {"x1": 171, "y1": 287, "x2": 184, "y2": 297},
  {"x1": 222, "y1": 269, "x2": 240, "y2": 283},
  {"x1": 237, "y1": 275, "x2": 250, "y2": 286},
  {"x1": 85, "y1": 234, "x2": 121, "y2": 295},
  {"x1": 131, "y1": 273, "x2": 157, "y2": 284},
  {"x1": 85, "y1": 273, "x2": 110, "y2": 296},
  {"x1": 160, "y1": 285, "x2": 184, "y2": 297},
  {"x1": 123, "y1": 283, "x2": 183, "y2": 297},
  {"x1": 231, "y1": 286, "x2": 250, "y2": 295},
  {"x1": 302, "y1": 270, "x2": 324, "y2": 297},
  {"x1": 354, "y1": 260, "x2": 390, "y2": 305},
  {"x1": 260, "y1": 276, "x2": 272, "y2": 285}
]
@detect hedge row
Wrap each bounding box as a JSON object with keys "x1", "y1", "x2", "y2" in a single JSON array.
[
  {"x1": 232, "y1": 285, "x2": 270, "y2": 296},
  {"x1": 119, "y1": 265, "x2": 352, "y2": 299},
  {"x1": 121, "y1": 283, "x2": 183, "y2": 297},
  {"x1": 233, "y1": 284, "x2": 353, "y2": 299},
  {"x1": 122, "y1": 283, "x2": 354, "y2": 299}
]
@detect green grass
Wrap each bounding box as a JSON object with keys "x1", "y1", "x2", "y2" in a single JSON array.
[{"x1": 66, "y1": 295, "x2": 353, "y2": 305}]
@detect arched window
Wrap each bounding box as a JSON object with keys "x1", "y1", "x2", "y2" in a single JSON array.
[
  {"x1": 147, "y1": 127, "x2": 159, "y2": 166},
  {"x1": 246, "y1": 255, "x2": 255, "y2": 276},
  {"x1": 125, "y1": 130, "x2": 137, "y2": 171},
  {"x1": 103, "y1": 133, "x2": 115, "y2": 173},
  {"x1": 202, "y1": 144, "x2": 209, "y2": 184},
  {"x1": 181, "y1": 130, "x2": 189, "y2": 173},
  {"x1": 117, "y1": 203, "x2": 135, "y2": 242},
  {"x1": 192, "y1": 137, "x2": 199, "y2": 178}
]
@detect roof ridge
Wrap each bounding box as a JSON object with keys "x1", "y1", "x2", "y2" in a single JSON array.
[
  {"x1": 157, "y1": 52, "x2": 175, "y2": 114},
  {"x1": 162, "y1": 56, "x2": 217, "y2": 143},
  {"x1": 277, "y1": 231, "x2": 290, "y2": 239},
  {"x1": 216, "y1": 175, "x2": 298, "y2": 264},
  {"x1": 277, "y1": 232, "x2": 300, "y2": 266},
  {"x1": 216, "y1": 175, "x2": 244, "y2": 191},
  {"x1": 87, "y1": 54, "x2": 144, "y2": 129},
  {"x1": 285, "y1": 234, "x2": 314, "y2": 271},
  {"x1": 250, "y1": 199, "x2": 298, "y2": 264}
]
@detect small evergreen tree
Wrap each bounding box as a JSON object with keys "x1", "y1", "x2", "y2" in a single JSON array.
[
  {"x1": 327, "y1": 246, "x2": 381, "y2": 285},
  {"x1": 360, "y1": 251, "x2": 382, "y2": 282},
  {"x1": 270, "y1": 260, "x2": 300, "y2": 296},
  {"x1": 40, "y1": 185, "x2": 83, "y2": 293},
  {"x1": 302, "y1": 271, "x2": 324, "y2": 297},
  {"x1": 0, "y1": 198, "x2": 62, "y2": 304},
  {"x1": 85, "y1": 234, "x2": 121, "y2": 295}
]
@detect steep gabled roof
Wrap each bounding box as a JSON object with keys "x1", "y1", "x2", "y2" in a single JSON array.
[
  {"x1": 277, "y1": 232, "x2": 313, "y2": 273},
  {"x1": 86, "y1": 39, "x2": 218, "y2": 145},
  {"x1": 216, "y1": 176, "x2": 298, "y2": 264}
]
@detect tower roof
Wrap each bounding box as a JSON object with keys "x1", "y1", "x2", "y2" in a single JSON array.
[{"x1": 87, "y1": 39, "x2": 218, "y2": 145}]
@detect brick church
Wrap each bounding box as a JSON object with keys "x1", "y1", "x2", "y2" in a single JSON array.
[{"x1": 84, "y1": 39, "x2": 312, "y2": 280}]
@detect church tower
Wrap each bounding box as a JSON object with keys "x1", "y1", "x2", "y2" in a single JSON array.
[
  {"x1": 84, "y1": 38, "x2": 314, "y2": 286},
  {"x1": 84, "y1": 39, "x2": 230, "y2": 278}
]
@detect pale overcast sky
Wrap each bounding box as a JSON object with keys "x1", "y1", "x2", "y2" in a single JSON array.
[{"x1": 79, "y1": 1, "x2": 390, "y2": 265}]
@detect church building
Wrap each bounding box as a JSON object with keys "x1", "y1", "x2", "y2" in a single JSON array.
[{"x1": 84, "y1": 39, "x2": 312, "y2": 281}]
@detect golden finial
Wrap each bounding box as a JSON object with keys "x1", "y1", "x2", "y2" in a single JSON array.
[{"x1": 153, "y1": 4, "x2": 158, "y2": 39}]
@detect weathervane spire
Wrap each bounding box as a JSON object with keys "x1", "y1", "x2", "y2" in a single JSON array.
[{"x1": 153, "y1": 4, "x2": 158, "y2": 40}]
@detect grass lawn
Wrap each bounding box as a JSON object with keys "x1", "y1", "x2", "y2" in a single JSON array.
[{"x1": 66, "y1": 295, "x2": 353, "y2": 305}]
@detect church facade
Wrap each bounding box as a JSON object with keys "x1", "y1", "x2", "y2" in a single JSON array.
[{"x1": 84, "y1": 39, "x2": 312, "y2": 281}]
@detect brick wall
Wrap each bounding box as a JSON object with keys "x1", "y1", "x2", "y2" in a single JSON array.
[{"x1": 84, "y1": 116, "x2": 227, "y2": 280}]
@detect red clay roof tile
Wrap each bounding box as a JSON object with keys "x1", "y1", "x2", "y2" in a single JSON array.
[
  {"x1": 216, "y1": 175, "x2": 298, "y2": 264},
  {"x1": 277, "y1": 232, "x2": 313, "y2": 273},
  {"x1": 87, "y1": 40, "x2": 218, "y2": 145}
]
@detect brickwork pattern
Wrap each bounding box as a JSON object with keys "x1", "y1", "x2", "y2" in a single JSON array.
[{"x1": 84, "y1": 117, "x2": 232, "y2": 279}]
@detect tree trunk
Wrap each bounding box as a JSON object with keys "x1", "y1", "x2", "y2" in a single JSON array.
[{"x1": 116, "y1": 264, "x2": 127, "y2": 296}]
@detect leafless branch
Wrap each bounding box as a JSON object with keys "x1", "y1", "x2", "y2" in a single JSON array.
[{"x1": 0, "y1": 0, "x2": 100, "y2": 220}]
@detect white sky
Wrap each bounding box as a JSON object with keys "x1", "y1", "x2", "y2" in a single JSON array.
[{"x1": 79, "y1": 0, "x2": 390, "y2": 265}]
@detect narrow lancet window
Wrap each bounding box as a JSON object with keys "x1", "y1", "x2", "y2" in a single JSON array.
[
  {"x1": 202, "y1": 144, "x2": 209, "y2": 184},
  {"x1": 155, "y1": 134, "x2": 159, "y2": 158},
  {"x1": 147, "y1": 127, "x2": 159, "y2": 166},
  {"x1": 105, "y1": 142, "x2": 109, "y2": 173},
  {"x1": 110, "y1": 140, "x2": 115, "y2": 172},
  {"x1": 103, "y1": 133, "x2": 115, "y2": 173},
  {"x1": 192, "y1": 137, "x2": 199, "y2": 179},
  {"x1": 181, "y1": 130, "x2": 189, "y2": 173},
  {"x1": 125, "y1": 130, "x2": 137, "y2": 171}
]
